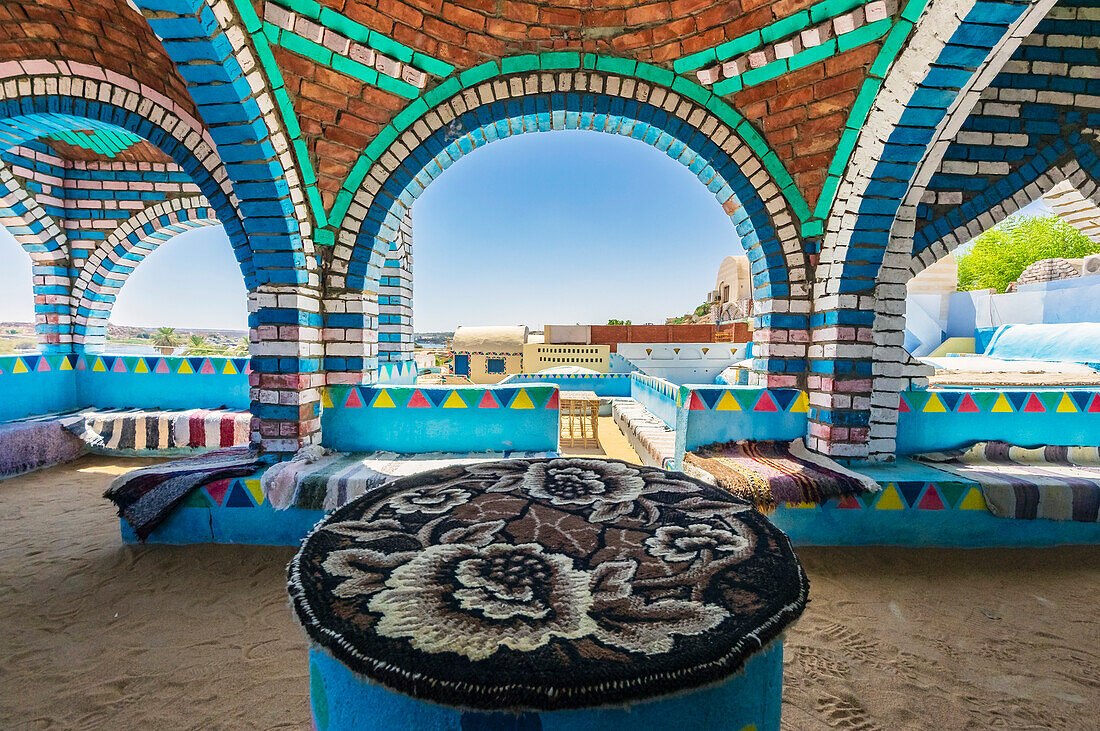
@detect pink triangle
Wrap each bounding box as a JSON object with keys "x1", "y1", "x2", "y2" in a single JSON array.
[
  {"x1": 1023, "y1": 393, "x2": 1045, "y2": 413},
  {"x1": 479, "y1": 390, "x2": 500, "y2": 408},
  {"x1": 36, "y1": 358, "x2": 51, "y2": 372},
  {"x1": 200, "y1": 358, "x2": 216, "y2": 374},
  {"x1": 345, "y1": 388, "x2": 363, "y2": 408},
  {"x1": 76, "y1": 356, "x2": 87, "y2": 371},
  {"x1": 957, "y1": 393, "x2": 979, "y2": 412},
  {"x1": 754, "y1": 391, "x2": 779, "y2": 412},
  {"x1": 898, "y1": 396, "x2": 910, "y2": 412},
  {"x1": 917, "y1": 486, "x2": 945, "y2": 510},
  {"x1": 154, "y1": 358, "x2": 170, "y2": 373},
  {"x1": 837, "y1": 495, "x2": 862, "y2": 510},
  {"x1": 408, "y1": 389, "x2": 432, "y2": 408},
  {"x1": 1088, "y1": 394, "x2": 1100, "y2": 413},
  {"x1": 112, "y1": 358, "x2": 127, "y2": 372},
  {"x1": 206, "y1": 479, "x2": 230, "y2": 506}
]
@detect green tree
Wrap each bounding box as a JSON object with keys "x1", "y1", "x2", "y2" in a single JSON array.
[
  {"x1": 957, "y1": 215, "x2": 1099, "y2": 293},
  {"x1": 187, "y1": 334, "x2": 207, "y2": 348},
  {"x1": 152, "y1": 327, "x2": 180, "y2": 348},
  {"x1": 606, "y1": 319, "x2": 632, "y2": 326}
]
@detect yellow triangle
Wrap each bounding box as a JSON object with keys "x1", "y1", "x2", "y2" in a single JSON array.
[
  {"x1": 12, "y1": 358, "x2": 28, "y2": 374},
  {"x1": 372, "y1": 390, "x2": 396, "y2": 408},
  {"x1": 321, "y1": 388, "x2": 334, "y2": 409},
  {"x1": 134, "y1": 358, "x2": 149, "y2": 374},
  {"x1": 177, "y1": 359, "x2": 194, "y2": 374},
  {"x1": 875, "y1": 484, "x2": 905, "y2": 510},
  {"x1": 59, "y1": 356, "x2": 73, "y2": 371},
  {"x1": 442, "y1": 391, "x2": 466, "y2": 408},
  {"x1": 991, "y1": 394, "x2": 1013, "y2": 413},
  {"x1": 958, "y1": 487, "x2": 987, "y2": 510},
  {"x1": 923, "y1": 393, "x2": 946, "y2": 412},
  {"x1": 786, "y1": 501, "x2": 817, "y2": 510},
  {"x1": 244, "y1": 479, "x2": 264, "y2": 505},
  {"x1": 716, "y1": 391, "x2": 741, "y2": 411},
  {"x1": 790, "y1": 391, "x2": 809, "y2": 413},
  {"x1": 1056, "y1": 393, "x2": 1077, "y2": 413},
  {"x1": 92, "y1": 357, "x2": 106, "y2": 372},
  {"x1": 222, "y1": 359, "x2": 238, "y2": 375},
  {"x1": 510, "y1": 389, "x2": 535, "y2": 409}
]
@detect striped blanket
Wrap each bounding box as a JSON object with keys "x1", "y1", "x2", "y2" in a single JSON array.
[
  {"x1": 262, "y1": 448, "x2": 558, "y2": 511},
  {"x1": 104, "y1": 446, "x2": 264, "y2": 540},
  {"x1": 61, "y1": 408, "x2": 250, "y2": 452},
  {"x1": 683, "y1": 439, "x2": 880, "y2": 512},
  {"x1": 919, "y1": 443, "x2": 1100, "y2": 522}
]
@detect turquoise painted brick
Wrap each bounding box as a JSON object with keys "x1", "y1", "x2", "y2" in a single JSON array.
[
  {"x1": 501, "y1": 55, "x2": 539, "y2": 74},
  {"x1": 413, "y1": 53, "x2": 454, "y2": 77},
  {"x1": 231, "y1": 0, "x2": 262, "y2": 33},
  {"x1": 712, "y1": 75, "x2": 743, "y2": 96},
  {"x1": 293, "y1": 139, "x2": 314, "y2": 183},
  {"x1": 788, "y1": 38, "x2": 837, "y2": 73},
  {"x1": 368, "y1": 32, "x2": 415, "y2": 63},
  {"x1": 705, "y1": 97, "x2": 744, "y2": 129},
  {"x1": 846, "y1": 79, "x2": 882, "y2": 129},
  {"x1": 262, "y1": 22, "x2": 282, "y2": 45},
  {"x1": 392, "y1": 99, "x2": 428, "y2": 131},
  {"x1": 736, "y1": 120, "x2": 770, "y2": 157},
  {"x1": 582, "y1": 53, "x2": 597, "y2": 70},
  {"x1": 671, "y1": 76, "x2": 711, "y2": 106},
  {"x1": 802, "y1": 219, "x2": 824, "y2": 237},
  {"x1": 814, "y1": 175, "x2": 841, "y2": 219},
  {"x1": 762, "y1": 11, "x2": 810, "y2": 44},
  {"x1": 331, "y1": 55, "x2": 378, "y2": 84},
  {"x1": 252, "y1": 36, "x2": 285, "y2": 90},
  {"x1": 272, "y1": 88, "x2": 300, "y2": 137},
  {"x1": 901, "y1": 0, "x2": 930, "y2": 23},
  {"x1": 870, "y1": 21, "x2": 913, "y2": 78},
  {"x1": 809, "y1": 0, "x2": 865, "y2": 24},
  {"x1": 283, "y1": 0, "x2": 322, "y2": 20},
  {"x1": 459, "y1": 62, "x2": 499, "y2": 88},
  {"x1": 595, "y1": 56, "x2": 637, "y2": 76},
  {"x1": 280, "y1": 31, "x2": 333, "y2": 65},
  {"x1": 828, "y1": 132, "x2": 859, "y2": 176},
  {"x1": 317, "y1": 8, "x2": 370, "y2": 43},
  {"x1": 673, "y1": 47, "x2": 718, "y2": 74},
  {"x1": 540, "y1": 52, "x2": 581, "y2": 70},
  {"x1": 838, "y1": 18, "x2": 891, "y2": 52},
  {"x1": 635, "y1": 62, "x2": 674, "y2": 87},
  {"x1": 376, "y1": 73, "x2": 419, "y2": 99},
  {"x1": 422, "y1": 77, "x2": 461, "y2": 108},
  {"x1": 742, "y1": 59, "x2": 789, "y2": 87},
  {"x1": 716, "y1": 31, "x2": 761, "y2": 62},
  {"x1": 307, "y1": 187, "x2": 327, "y2": 227}
]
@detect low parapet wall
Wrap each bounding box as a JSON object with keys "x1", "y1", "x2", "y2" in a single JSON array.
[
  {"x1": 896, "y1": 388, "x2": 1100, "y2": 454},
  {"x1": 501, "y1": 372, "x2": 632, "y2": 397},
  {"x1": 321, "y1": 384, "x2": 560, "y2": 453},
  {"x1": 630, "y1": 372, "x2": 679, "y2": 428}
]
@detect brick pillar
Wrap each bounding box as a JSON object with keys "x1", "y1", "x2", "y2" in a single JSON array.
[
  {"x1": 748, "y1": 296, "x2": 810, "y2": 389},
  {"x1": 377, "y1": 212, "x2": 413, "y2": 365},
  {"x1": 31, "y1": 259, "x2": 75, "y2": 354},
  {"x1": 248, "y1": 287, "x2": 325, "y2": 456},
  {"x1": 322, "y1": 291, "x2": 379, "y2": 385}
]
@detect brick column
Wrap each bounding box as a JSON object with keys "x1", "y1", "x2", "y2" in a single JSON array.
[
  {"x1": 248, "y1": 287, "x2": 325, "y2": 455},
  {"x1": 377, "y1": 212, "x2": 413, "y2": 366},
  {"x1": 322, "y1": 291, "x2": 379, "y2": 385}
]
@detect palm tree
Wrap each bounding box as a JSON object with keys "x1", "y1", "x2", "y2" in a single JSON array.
[
  {"x1": 152, "y1": 327, "x2": 180, "y2": 354},
  {"x1": 188, "y1": 334, "x2": 207, "y2": 348}
]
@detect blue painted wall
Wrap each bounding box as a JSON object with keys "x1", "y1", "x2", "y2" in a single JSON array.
[
  {"x1": 0, "y1": 355, "x2": 80, "y2": 421},
  {"x1": 675, "y1": 386, "x2": 808, "y2": 467},
  {"x1": 630, "y1": 373, "x2": 679, "y2": 428},
  {"x1": 321, "y1": 384, "x2": 560, "y2": 453}
]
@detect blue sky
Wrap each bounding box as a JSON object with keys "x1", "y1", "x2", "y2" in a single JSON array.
[
  {"x1": 0, "y1": 131, "x2": 742, "y2": 332},
  {"x1": 0, "y1": 131, "x2": 1057, "y2": 332}
]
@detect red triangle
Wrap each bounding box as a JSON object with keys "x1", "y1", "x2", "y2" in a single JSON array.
[
  {"x1": 957, "y1": 393, "x2": 980, "y2": 412},
  {"x1": 754, "y1": 391, "x2": 779, "y2": 412},
  {"x1": 206, "y1": 479, "x2": 230, "y2": 506},
  {"x1": 1089, "y1": 394, "x2": 1100, "y2": 413},
  {"x1": 689, "y1": 391, "x2": 706, "y2": 410},
  {"x1": 478, "y1": 390, "x2": 500, "y2": 408},
  {"x1": 917, "y1": 486, "x2": 945, "y2": 510},
  {"x1": 898, "y1": 396, "x2": 910, "y2": 412},
  {"x1": 1023, "y1": 393, "x2": 1045, "y2": 413},
  {"x1": 344, "y1": 388, "x2": 363, "y2": 408},
  {"x1": 543, "y1": 390, "x2": 558, "y2": 410},
  {"x1": 837, "y1": 495, "x2": 862, "y2": 509},
  {"x1": 408, "y1": 389, "x2": 432, "y2": 408}
]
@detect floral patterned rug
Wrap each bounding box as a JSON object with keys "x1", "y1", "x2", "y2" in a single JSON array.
[{"x1": 288, "y1": 458, "x2": 808, "y2": 711}]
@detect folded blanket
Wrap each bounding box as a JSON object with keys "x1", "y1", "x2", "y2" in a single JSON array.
[
  {"x1": 683, "y1": 438, "x2": 880, "y2": 512},
  {"x1": 262, "y1": 448, "x2": 558, "y2": 511},
  {"x1": 61, "y1": 408, "x2": 250, "y2": 452},
  {"x1": 918, "y1": 442, "x2": 1100, "y2": 522},
  {"x1": 104, "y1": 447, "x2": 264, "y2": 540}
]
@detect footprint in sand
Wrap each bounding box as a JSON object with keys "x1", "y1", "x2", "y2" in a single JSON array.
[
  {"x1": 789, "y1": 645, "x2": 851, "y2": 680},
  {"x1": 815, "y1": 622, "x2": 881, "y2": 664},
  {"x1": 815, "y1": 691, "x2": 884, "y2": 731}
]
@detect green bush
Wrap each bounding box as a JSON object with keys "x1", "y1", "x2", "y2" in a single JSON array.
[{"x1": 956, "y1": 215, "x2": 1099, "y2": 293}]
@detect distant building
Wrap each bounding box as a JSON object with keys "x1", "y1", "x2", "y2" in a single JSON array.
[
  {"x1": 450, "y1": 326, "x2": 528, "y2": 384},
  {"x1": 522, "y1": 344, "x2": 610, "y2": 373},
  {"x1": 709, "y1": 255, "x2": 751, "y2": 322}
]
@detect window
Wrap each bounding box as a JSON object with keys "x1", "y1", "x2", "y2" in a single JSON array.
[
  {"x1": 722, "y1": 284, "x2": 730, "y2": 302},
  {"x1": 454, "y1": 354, "x2": 470, "y2": 376},
  {"x1": 487, "y1": 357, "x2": 506, "y2": 375}
]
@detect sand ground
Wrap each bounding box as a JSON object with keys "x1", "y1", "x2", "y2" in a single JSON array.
[{"x1": 1, "y1": 456, "x2": 1097, "y2": 730}]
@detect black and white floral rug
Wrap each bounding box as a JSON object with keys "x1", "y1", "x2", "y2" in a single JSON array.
[{"x1": 288, "y1": 458, "x2": 808, "y2": 711}]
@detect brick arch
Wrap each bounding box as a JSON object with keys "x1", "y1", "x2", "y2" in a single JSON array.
[
  {"x1": 326, "y1": 69, "x2": 812, "y2": 386},
  {"x1": 910, "y1": 149, "x2": 1100, "y2": 279},
  {"x1": 806, "y1": 0, "x2": 1057, "y2": 460},
  {"x1": 0, "y1": 63, "x2": 254, "y2": 284},
  {"x1": 71, "y1": 197, "x2": 221, "y2": 352}
]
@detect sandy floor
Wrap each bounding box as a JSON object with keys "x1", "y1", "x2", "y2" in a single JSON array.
[{"x1": 1, "y1": 456, "x2": 1097, "y2": 730}]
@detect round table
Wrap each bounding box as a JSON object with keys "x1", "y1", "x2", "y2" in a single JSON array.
[{"x1": 289, "y1": 458, "x2": 808, "y2": 730}]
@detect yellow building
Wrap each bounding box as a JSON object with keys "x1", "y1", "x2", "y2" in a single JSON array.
[
  {"x1": 450, "y1": 326, "x2": 527, "y2": 384},
  {"x1": 522, "y1": 343, "x2": 610, "y2": 373}
]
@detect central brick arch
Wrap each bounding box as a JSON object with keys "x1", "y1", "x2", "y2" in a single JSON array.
[{"x1": 324, "y1": 66, "x2": 814, "y2": 387}]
